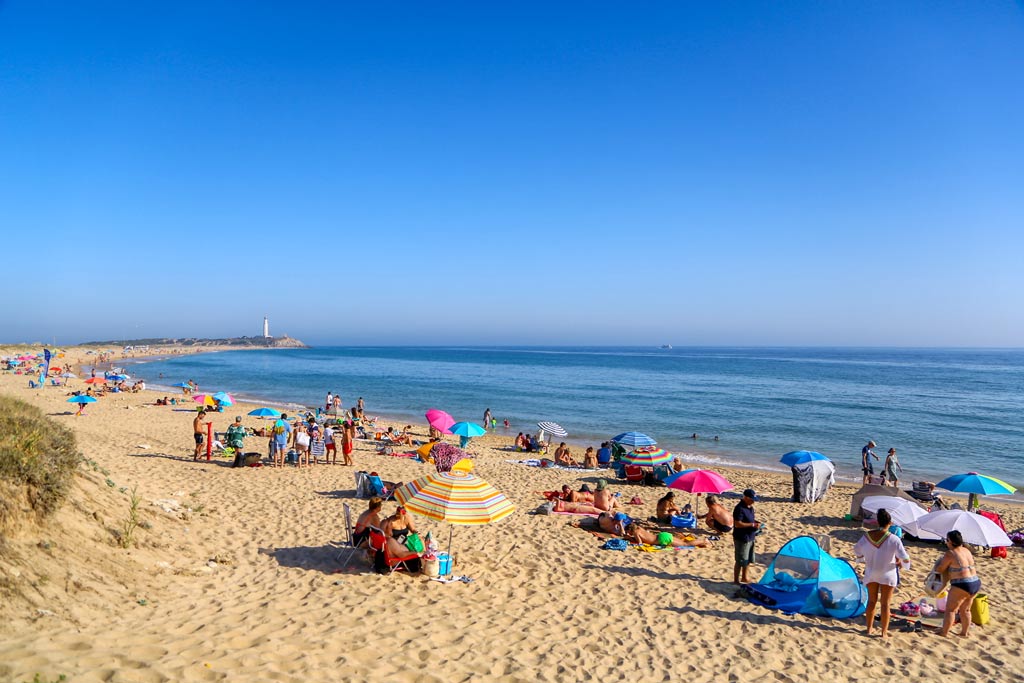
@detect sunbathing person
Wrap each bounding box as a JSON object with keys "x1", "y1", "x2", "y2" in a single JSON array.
[
  {"x1": 583, "y1": 447, "x2": 598, "y2": 469},
  {"x1": 597, "y1": 511, "x2": 631, "y2": 535},
  {"x1": 592, "y1": 479, "x2": 618, "y2": 511},
  {"x1": 624, "y1": 522, "x2": 672, "y2": 546},
  {"x1": 553, "y1": 499, "x2": 607, "y2": 516},
  {"x1": 515, "y1": 432, "x2": 528, "y2": 451},
  {"x1": 656, "y1": 492, "x2": 682, "y2": 523},
  {"x1": 352, "y1": 497, "x2": 383, "y2": 548},
  {"x1": 701, "y1": 495, "x2": 733, "y2": 534},
  {"x1": 553, "y1": 443, "x2": 579, "y2": 467}
]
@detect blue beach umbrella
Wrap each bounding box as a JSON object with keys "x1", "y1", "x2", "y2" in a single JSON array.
[
  {"x1": 611, "y1": 431, "x2": 657, "y2": 448},
  {"x1": 171, "y1": 382, "x2": 191, "y2": 388},
  {"x1": 936, "y1": 472, "x2": 1016, "y2": 496},
  {"x1": 780, "y1": 450, "x2": 830, "y2": 467},
  {"x1": 107, "y1": 374, "x2": 129, "y2": 382},
  {"x1": 212, "y1": 391, "x2": 234, "y2": 406},
  {"x1": 450, "y1": 421, "x2": 486, "y2": 449},
  {"x1": 67, "y1": 395, "x2": 97, "y2": 404},
  {"x1": 248, "y1": 407, "x2": 281, "y2": 418},
  {"x1": 449, "y1": 422, "x2": 487, "y2": 438}
]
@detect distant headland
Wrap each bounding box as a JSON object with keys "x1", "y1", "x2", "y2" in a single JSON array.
[{"x1": 79, "y1": 335, "x2": 309, "y2": 349}]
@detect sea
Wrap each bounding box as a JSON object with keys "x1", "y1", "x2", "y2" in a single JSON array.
[{"x1": 126, "y1": 346, "x2": 1024, "y2": 492}]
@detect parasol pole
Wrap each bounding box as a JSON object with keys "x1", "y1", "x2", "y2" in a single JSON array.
[{"x1": 447, "y1": 526, "x2": 454, "y2": 577}]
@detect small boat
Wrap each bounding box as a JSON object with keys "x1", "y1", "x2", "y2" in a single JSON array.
[{"x1": 660, "y1": 344, "x2": 672, "y2": 350}]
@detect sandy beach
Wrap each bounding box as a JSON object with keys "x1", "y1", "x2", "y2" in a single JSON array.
[{"x1": 1, "y1": 349, "x2": 1022, "y2": 683}]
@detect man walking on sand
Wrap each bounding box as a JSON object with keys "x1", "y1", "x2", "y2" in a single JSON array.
[
  {"x1": 193, "y1": 409, "x2": 207, "y2": 460},
  {"x1": 862, "y1": 440, "x2": 879, "y2": 484},
  {"x1": 733, "y1": 488, "x2": 761, "y2": 584}
]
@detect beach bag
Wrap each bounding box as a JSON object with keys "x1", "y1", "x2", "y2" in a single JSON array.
[
  {"x1": 405, "y1": 532, "x2": 425, "y2": 554},
  {"x1": 601, "y1": 538, "x2": 628, "y2": 551},
  {"x1": 923, "y1": 566, "x2": 947, "y2": 597},
  {"x1": 991, "y1": 546, "x2": 1007, "y2": 559},
  {"x1": 971, "y1": 593, "x2": 990, "y2": 625}
]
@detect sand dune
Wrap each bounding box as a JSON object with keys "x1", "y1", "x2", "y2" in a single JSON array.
[{"x1": 1, "y1": 363, "x2": 1022, "y2": 682}]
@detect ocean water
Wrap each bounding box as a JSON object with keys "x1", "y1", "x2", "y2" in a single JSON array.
[{"x1": 129, "y1": 346, "x2": 1024, "y2": 490}]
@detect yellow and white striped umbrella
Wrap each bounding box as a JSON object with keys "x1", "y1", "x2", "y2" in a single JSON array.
[{"x1": 395, "y1": 470, "x2": 514, "y2": 525}]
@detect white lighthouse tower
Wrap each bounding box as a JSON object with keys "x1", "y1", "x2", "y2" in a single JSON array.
[{"x1": 263, "y1": 317, "x2": 270, "y2": 339}]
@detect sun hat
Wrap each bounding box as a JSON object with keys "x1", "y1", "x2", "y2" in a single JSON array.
[
  {"x1": 596, "y1": 479, "x2": 607, "y2": 491},
  {"x1": 743, "y1": 488, "x2": 758, "y2": 501}
]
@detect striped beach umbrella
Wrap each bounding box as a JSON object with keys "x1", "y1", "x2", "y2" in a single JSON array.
[
  {"x1": 621, "y1": 448, "x2": 673, "y2": 467},
  {"x1": 395, "y1": 470, "x2": 515, "y2": 563},
  {"x1": 611, "y1": 431, "x2": 657, "y2": 448},
  {"x1": 396, "y1": 471, "x2": 514, "y2": 525},
  {"x1": 537, "y1": 421, "x2": 567, "y2": 438}
]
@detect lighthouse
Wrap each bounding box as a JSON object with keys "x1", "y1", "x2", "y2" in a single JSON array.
[{"x1": 263, "y1": 317, "x2": 270, "y2": 338}]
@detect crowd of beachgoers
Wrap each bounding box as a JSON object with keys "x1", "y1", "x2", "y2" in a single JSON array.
[{"x1": 1, "y1": 345, "x2": 1022, "y2": 682}]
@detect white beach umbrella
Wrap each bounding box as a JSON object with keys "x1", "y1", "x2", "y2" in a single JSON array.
[
  {"x1": 859, "y1": 496, "x2": 929, "y2": 529},
  {"x1": 913, "y1": 509, "x2": 1011, "y2": 547}
]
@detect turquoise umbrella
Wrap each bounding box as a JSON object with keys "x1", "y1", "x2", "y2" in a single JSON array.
[
  {"x1": 248, "y1": 407, "x2": 281, "y2": 418},
  {"x1": 450, "y1": 421, "x2": 486, "y2": 448},
  {"x1": 936, "y1": 472, "x2": 1016, "y2": 511}
]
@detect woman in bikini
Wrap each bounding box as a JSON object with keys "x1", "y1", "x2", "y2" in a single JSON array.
[
  {"x1": 935, "y1": 529, "x2": 981, "y2": 638},
  {"x1": 853, "y1": 508, "x2": 910, "y2": 638},
  {"x1": 381, "y1": 506, "x2": 417, "y2": 557}
]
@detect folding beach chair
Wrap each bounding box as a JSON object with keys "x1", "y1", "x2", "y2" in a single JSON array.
[
  {"x1": 367, "y1": 474, "x2": 396, "y2": 501},
  {"x1": 336, "y1": 503, "x2": 363, "y2": 570},
  {"x1": 625, "y1": 465, "x2": 645, "y2": 483}
]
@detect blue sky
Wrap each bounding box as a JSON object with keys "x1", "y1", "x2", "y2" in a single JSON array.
[{"x1": 2, "y1": 2, "x2": 1022, "y2": 346}]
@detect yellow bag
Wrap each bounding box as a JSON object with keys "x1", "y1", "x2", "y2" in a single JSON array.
[{"x1": 971, "y1": 593, "x2": 990, "y2": 626}]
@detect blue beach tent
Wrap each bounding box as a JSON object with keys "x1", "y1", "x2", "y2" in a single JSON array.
[{"x1": 745, "y1": 536, "x2": 866, "y2": 619}]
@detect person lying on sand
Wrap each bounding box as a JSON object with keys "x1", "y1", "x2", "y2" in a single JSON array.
[{"x1": 624, "y1": 523, "x2": 673, "y2": 546}]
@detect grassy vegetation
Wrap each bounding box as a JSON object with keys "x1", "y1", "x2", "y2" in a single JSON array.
[{"x1": 0, "y1": 396, "x2": 79, "y2": 531}]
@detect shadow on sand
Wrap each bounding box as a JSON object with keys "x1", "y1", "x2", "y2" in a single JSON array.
[{"x1": 261, "y1": 543, "x2": 364, "y2": 574}]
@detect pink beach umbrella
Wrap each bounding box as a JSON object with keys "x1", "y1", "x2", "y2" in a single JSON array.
[
  {"x1": 665, "y1": 469, "x2": 734, "y2": 514},
  {"x1": 425, "y1": 409, "x2": 455, "y2": 435}
]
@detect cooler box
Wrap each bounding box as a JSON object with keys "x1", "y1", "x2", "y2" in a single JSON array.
[{"x1": 437, "y1": 552, "x2": 453, "y2": 576}]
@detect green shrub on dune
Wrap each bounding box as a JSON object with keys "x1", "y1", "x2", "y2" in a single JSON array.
[{"x1": 0, "y1": 396, "x2": 79, "y2": 531}]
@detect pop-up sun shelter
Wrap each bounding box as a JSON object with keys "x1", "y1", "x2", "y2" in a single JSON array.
[{"x1": 745, "y1": 536, "x2": 867, "y2": 618}]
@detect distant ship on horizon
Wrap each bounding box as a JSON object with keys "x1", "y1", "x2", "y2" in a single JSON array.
[{"x1": 660, "y1": 344, "x2": 672, "y2": 349}]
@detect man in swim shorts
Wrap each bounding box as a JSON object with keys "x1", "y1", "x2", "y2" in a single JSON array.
[
  {"x1": 702, "y1": 495, "x2": 733, "y2": 534},
  {"x1": 193, "y1": 409, "x2": 207, "y2": 461}
]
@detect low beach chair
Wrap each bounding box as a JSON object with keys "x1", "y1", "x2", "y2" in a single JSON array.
[
  {"x1": 625, "y1": 465, "x2": 644, "y2": 484},
  {"x1": 367, "y1": 527, "x2": 421, "y2": 575},
  {"x1": 367, "y1": 474, "x2": 396, "y2": 500}
]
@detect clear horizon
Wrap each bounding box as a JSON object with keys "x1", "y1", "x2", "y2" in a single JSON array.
[{"x1": 2, "y1": 2, "x2": 1022, "y2": 347}]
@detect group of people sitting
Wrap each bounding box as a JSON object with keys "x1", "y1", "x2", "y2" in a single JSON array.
[
  {"x1": 352, "y1": 498, "x2": 427, "y2": 573},
  {"x1": 514, "y1": 432, "x2": 549, "y2": 453}
]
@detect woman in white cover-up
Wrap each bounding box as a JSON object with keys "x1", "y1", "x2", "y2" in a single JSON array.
[{"x1": 854, "y1": 508, "x2": 910, "y2": 638}]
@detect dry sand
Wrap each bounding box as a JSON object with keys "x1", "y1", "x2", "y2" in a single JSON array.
[{"x1": 1, "y1": 350, "x2": 1022, "y2": 682}]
